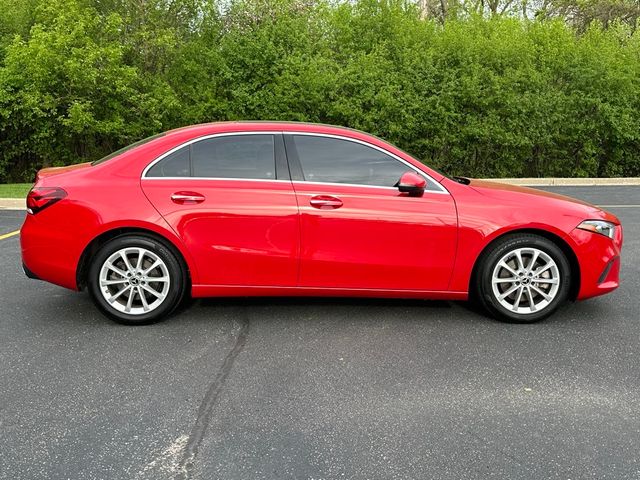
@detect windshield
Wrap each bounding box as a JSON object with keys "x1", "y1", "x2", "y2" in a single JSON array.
[{"x1": 91, "y1": 133, "x2": 166, "y2": 166}]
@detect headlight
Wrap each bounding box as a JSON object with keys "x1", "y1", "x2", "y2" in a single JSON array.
[{"x1": 576, "y1": 220, "x2": 616, "y2": 239}]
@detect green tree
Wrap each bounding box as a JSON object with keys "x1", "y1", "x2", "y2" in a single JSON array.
[
  {"x1": 0, "y1": 0, "x2": 639, "y2": 181},
  {"x1": 0, "y1": 0, "x2": 179, "y2": 180}
]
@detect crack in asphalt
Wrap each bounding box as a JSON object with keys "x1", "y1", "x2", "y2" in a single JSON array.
[{"x1": 176, "y1": 312, "x2": 250, "y2": 479}]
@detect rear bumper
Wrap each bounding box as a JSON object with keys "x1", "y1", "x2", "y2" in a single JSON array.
[
  {"x1": 22, "y1": 262, "x2": 41, "y2": 280},
  {"x1": 20, "y1": 209, "x2": 84, "y2": 291},
  {"x1": 571, "y1": 226, "x2": 623, "y2": 300}
]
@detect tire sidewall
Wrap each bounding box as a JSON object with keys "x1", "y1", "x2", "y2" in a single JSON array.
[
  {"x1": 88, "y1": 235, "x2": 186, "y2": 325},
  {"x1": 478, "y1": 235, "x2": 571, "y2": 323}
]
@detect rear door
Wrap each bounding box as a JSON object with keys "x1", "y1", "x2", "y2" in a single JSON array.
[
  {"x1": 141, "y1": 132, "x2": 300, "y2": 287},
  {"x1": 285, "y1": 133, "x2": 458, "y2": 291}
]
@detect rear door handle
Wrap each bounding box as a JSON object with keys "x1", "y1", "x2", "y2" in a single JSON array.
[
  {"x1": 171, "y1": 191, "x2": 205, "y2": 204},
  {"x1": 310, "y1": 195, "x2": 343, "y2": 209}
]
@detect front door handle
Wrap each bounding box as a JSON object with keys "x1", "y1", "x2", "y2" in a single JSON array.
[
  {"x1": 171, "y1": 191, "x2": 205, "y2": 204},
  {"x1": 310, "y1": 195, "x2": 343, "y2": 209}
]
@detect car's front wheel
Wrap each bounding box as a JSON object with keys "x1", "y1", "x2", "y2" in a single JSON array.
[
  {"x1": 476, "y1": 233, "x2": 572, "y2": 323},
  {"x1": 88, "y1": 235, "x2": 186, "y2": 325}
]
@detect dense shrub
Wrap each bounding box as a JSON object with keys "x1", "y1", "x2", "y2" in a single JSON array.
[{"x1": 0, "y1": 0, "x2": 639, "y2": 181}]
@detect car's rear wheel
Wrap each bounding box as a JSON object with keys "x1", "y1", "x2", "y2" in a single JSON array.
[
  {"x1": 88, "y1": 235, "x2": 186, "y2": 325},
  {"x1": 476, "y1": 233, "x2": 571, "y2": 323}
]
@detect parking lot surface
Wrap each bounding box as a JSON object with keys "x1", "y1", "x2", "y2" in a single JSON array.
[{"x1": 0, "y1": 186, "x2": 639, "y2": 480}]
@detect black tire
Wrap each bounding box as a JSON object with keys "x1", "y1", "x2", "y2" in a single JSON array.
[
  {"x1": 475, "y1": 233, "x2": 572, "y2": 323},
  {"x1": 88, "y1": 235, "x2": 187, "y2": 325}
]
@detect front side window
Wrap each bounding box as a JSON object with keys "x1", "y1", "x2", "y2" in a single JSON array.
[
  {"x1": 291, "y1": 135, "x2": 409, "y2": 187},
  {"x1": 145, "y1": 134, "x2": 276, "y2": 180}
]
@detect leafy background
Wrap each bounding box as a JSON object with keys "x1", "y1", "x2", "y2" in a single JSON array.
[{"x1": 0, "y1": 0, "x2": 639, "y2": 182}]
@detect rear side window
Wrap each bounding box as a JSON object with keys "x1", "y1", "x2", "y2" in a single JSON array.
[
  {"x1": 146, "y1": 147, "x2": 190, "y2": 177},
  {"x1": 192, "y1": 135, "x2": 275, "y2": 179},
  {"x1": 145, "y1": 134, "x2": 276, "y2": 180},
  {"x1": 291, "y1": 135, "x2": 408, "y2": 187}
]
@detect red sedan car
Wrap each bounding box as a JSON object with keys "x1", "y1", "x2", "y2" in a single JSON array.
[{"x1": 20, "y1": 122, "x2": 623, "y2": 325}]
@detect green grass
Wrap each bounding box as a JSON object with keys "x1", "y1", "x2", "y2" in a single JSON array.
[{"x1": 0, "y1": 183, "x2": 32, "y2": 198}]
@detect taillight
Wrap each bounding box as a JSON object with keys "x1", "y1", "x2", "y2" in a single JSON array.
[{"x1": 26, "y1": 187, "x2": 67, "y2": 214}]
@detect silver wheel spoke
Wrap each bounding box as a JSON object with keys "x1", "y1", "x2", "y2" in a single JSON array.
[
  {"x1": 534, "y1": 278, "x2": 558, "y2": 285},
  {"x1": 512, "y1": 286, "x2": 524, "y2": 311},
  {"x1": 138, "y1": 286, "x2": 150, "y2": 312},
  {"x1": 526, "y1": 286, "x2": 536, "y2": 312},
  {"x1": 143, "y1": 260, "x2": 162, "y2": 275},
  {"x1": 120, "y1": 251, "x2": 134, "y2": 272},
  {"x1": 498, "y1": 261, "x2": 518, "y2": 277},
  {"x1": 492, "y1": 277, "x2": 518, "y2": 284},
  {"x1": 148, "y1": 276, "x2": 170, "y2": 283},
  {"x1": 125, "y1": 287, "x2": 135, "y2": 312},
  {"x1": 531, "y1": 285, "x2": 552, "y2": 301},
  {"x1": 528, "y1": 250, "x2": 540, "y2": 271},
  {"x1": 107, "y1": 264, "x2": 128, "y2": 278},
  {"x1": 499, "y1": 284, "x2": 520, "y2": 300},
  {"x1": 135, "y1": 248, "x2": 144, "y2": 270},
  {"x1": 100, "y1": 279, "x2": 129, "y2": 286},
  {"x1": 108, "y1": 285, "x2": 131, "y2": 303},
  {"x1": 514, "y1": 250, "x2": 525, "y2": 270},
  {"x1": 534, "y1": 263, "x2": 553, "y2": 277},
  {"x1": 141, "y1": 283, "x2": 163, "y2": 298}
]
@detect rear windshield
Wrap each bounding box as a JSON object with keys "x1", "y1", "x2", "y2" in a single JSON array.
[{"x1": 91, "y1": 133, "x2": 166, "y2": 166}]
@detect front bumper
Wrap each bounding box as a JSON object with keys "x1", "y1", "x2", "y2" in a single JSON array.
[{"x1": 571, "y1": 225, "x2": 623, "y2": 300}]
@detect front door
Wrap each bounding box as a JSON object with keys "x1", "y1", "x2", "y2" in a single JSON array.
[{"x1": 285, "y1": 133, "x2": 457, "y2": 291}]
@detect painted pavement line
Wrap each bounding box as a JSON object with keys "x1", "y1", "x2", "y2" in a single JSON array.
[{"x1": 0, "y1": 230, "x2": 20, "y2": 241}]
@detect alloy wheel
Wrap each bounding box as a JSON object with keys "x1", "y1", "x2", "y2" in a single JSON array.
[
  {"x1": 98, "y1": 247, "x2": 171, "y2": 315},
  {"x1": 490, "y1": 247, "x2": 560, "y2": 315}
]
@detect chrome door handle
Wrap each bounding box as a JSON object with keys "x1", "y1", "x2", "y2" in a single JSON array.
[
  {"x1": 171, "y1": 192, "x2": 205, "y2": 204},
  {"x1": 310, "y1": 195, "x2": 343, "y2": 209}
]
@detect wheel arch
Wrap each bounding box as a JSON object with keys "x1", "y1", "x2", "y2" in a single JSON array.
[
  {"x1": 76, "y1": 226, "x2": 193, "y2": 291},
  {"x1": 469, "y1": 228, "x2": 581, "y2": 302}
]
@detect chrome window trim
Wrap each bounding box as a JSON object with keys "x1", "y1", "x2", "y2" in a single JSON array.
[
  {"x1": 141, "y1": 130, "x2": 449, "y2": 195},
  {"x1": 290, "y1": 180, "x2": 448, "y2": 194},
  {"x1": 143, "y1": 177, "x2": 289, "y2": 183},
  {"x1": 141, "y1": 131, "x2": 281, "y2": 179}
]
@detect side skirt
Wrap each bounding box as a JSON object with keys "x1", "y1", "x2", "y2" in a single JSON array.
[{"x1": 191, "y1": 284, "x2": 468, "y2": 301}]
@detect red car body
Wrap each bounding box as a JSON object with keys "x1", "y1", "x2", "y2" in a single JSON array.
[{"x1": 21, "y1": 122, "x2": 622, "y2": 305}]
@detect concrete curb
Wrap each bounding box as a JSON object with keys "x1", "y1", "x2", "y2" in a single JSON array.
[
  {"x1": 0, "y1": 178, "x2": 639, "y2": 210},
  {"x1": 484, "y1": 177, "x2": 640, "y2": 186},
  {"x1": 0, "y1": 198, "x2": 25, "y2": 210}
]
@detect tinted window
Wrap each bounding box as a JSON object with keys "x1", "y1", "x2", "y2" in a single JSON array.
[
  {"x1": 146, "y1": 146, "x2": 190, "y2": 177},
  {"x1": 192, "y1": 135, "x2": 275, "y2": 179},
  {"x1": 292, "y1": 135, "x2": 409, "y2": 187}
]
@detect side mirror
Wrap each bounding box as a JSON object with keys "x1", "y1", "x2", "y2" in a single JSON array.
[{"x1": 396, "y1": 171, "x2": 426, "y2": 197}]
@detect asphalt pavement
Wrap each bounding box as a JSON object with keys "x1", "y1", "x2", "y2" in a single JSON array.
[{"x1": 1, "y1": 186, "x2": 639, "y2": 480}]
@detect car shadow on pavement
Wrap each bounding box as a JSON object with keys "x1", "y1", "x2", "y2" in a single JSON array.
[{"x1": 32, "y1": 287, "x2": 614, "y2": 329}]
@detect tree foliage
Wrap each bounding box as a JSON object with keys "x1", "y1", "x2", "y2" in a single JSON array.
[{"x1": 0, "y1": 0, "x2": 639, "y2": 181}]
